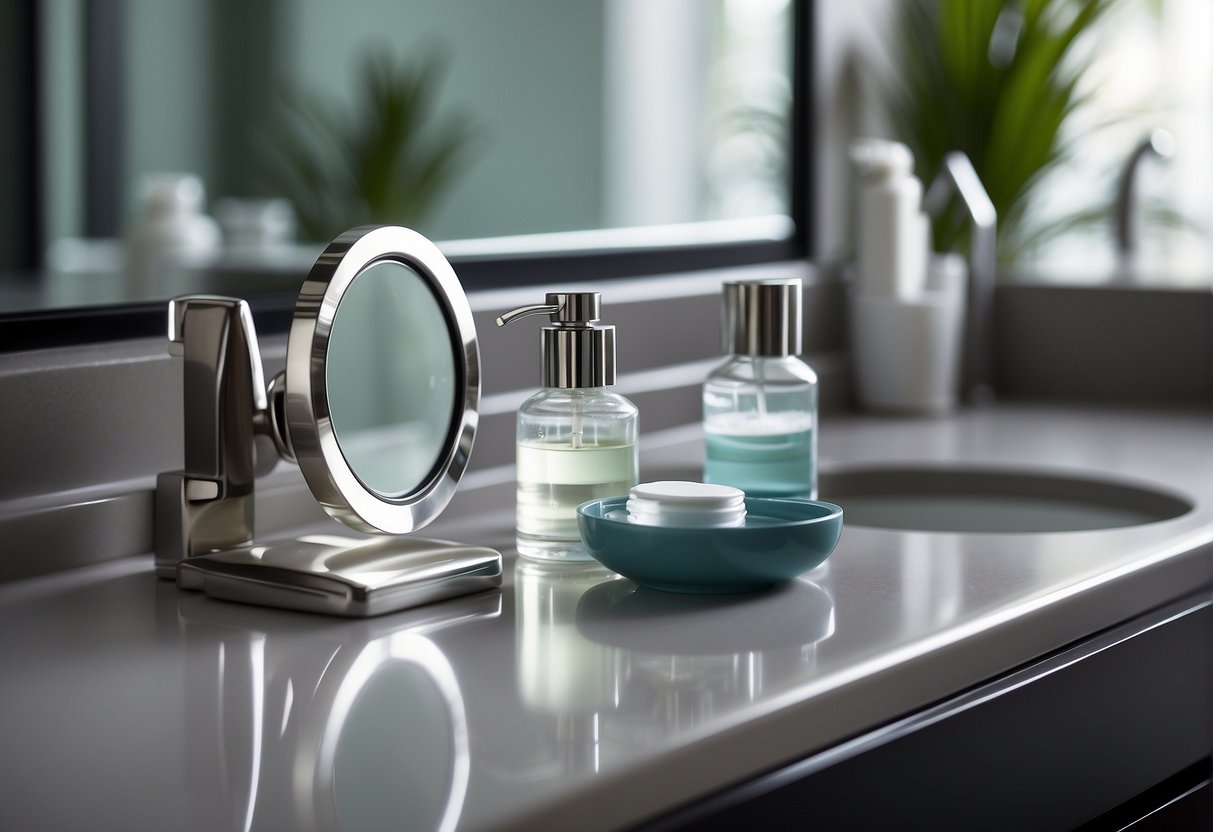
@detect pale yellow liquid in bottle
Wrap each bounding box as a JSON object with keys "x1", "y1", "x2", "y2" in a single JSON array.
[{"x1": 515, "y1": 441, "x2": 637, "y2": 560}]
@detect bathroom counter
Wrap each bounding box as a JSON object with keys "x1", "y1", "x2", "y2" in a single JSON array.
[{"x1": 1, "y1": 404, "x2": 1211, "y2": 830}]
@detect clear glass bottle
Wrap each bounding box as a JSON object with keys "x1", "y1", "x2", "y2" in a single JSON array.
[
  {"x1": 704, "y1": 355, "x2": 817, "y2": 498},
  {"x1": 703, "y1": 279, "x2": 818, "y2": 499},
  {"x1": 515, "y1": 387, "x2": 637, "y2": 559},
  {"x1": 497, "y1": 292, "x2": 639, "y2": 561}
]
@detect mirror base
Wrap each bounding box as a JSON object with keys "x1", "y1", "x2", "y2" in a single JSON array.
[{"x1": 177, "y1": 534, "x2": 501, "y2": 617}]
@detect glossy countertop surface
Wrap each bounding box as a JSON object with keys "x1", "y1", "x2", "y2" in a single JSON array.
[{"x1": 2, "y1": 404, "x2": 1211, "y2": 831}]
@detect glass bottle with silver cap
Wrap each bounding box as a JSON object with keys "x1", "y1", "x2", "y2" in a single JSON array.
[
  {"x1": 496, "y1": 292, "x2": 638, "y2": 561},
  {"x1": 703, "y1": 278, "x2": 818, "y2": 499}
]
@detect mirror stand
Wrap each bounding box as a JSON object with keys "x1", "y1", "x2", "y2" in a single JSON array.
[
  {"x1": 175, "y1": 535, "x2": 502, "y2": 619},
  {"x1": 154, "y1": 227, "x2": 502, "y2": 618}
]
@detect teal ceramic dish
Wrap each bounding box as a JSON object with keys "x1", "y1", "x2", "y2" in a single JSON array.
[{"x1": 576, "y1": 497, "x2": 843, "y2": 594}]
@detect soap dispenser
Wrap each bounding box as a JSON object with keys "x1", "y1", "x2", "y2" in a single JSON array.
[
  {"x1": 496, "y1": 292, "x2": 638, "y2": 560},
  {"x1": 703, "y1": 279, "x2": 818, "y2": 499}
]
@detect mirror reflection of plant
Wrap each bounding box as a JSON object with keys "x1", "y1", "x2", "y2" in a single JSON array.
[
  {"x1": 712, "y1": 101, "x2": 790, "y2": 217},
  {"x1": 886, "y1": 0, "x2": 1120, "y2": 260},
  {"x1": 263, "y1": 48, "x2": 478, "y2": 243}
]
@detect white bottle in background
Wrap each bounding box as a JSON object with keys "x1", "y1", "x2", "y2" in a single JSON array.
[
  {"x1": 126, "y1": 173, "x2": 221, "y2": 299},
  {"x1": 849, "y1": 140, "x2": 969, "y2": 413},
  {"x1": 849, "y1": 139, "x2": 928, "y2": 300}
]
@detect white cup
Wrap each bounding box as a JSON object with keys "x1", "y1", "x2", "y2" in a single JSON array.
[{"x1": 849, "y1": 254, "x2": 966, "y2": 414}]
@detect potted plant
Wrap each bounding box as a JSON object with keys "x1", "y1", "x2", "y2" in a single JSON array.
[{"x1": 885, "y1": 0, "x2": 1119, "y2": 259}]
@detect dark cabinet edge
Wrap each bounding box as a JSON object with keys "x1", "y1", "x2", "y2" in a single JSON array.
[{"x1": 636, "y1": 592, "x2": 1213, "y2": 831}]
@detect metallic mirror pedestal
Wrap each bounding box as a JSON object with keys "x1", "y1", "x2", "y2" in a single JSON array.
[
  {"x1": 155, "y1": 296, "x2": 266, "y2": 578},
  {"x1": 155, "y1": 226, "x2": 502, "y2": 617},
  {"x1": 176, "y1": 535, "x2": 502, "y2": 618}
]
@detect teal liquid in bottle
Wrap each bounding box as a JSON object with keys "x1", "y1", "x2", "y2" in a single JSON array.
[
  {"x1": 704, "y1": 412, "x2": 816, "y2": 497},
  {"x1": 703, "y1": 356, "x2": 818, "y2": 500}
]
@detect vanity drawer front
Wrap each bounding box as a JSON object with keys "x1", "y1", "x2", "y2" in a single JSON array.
[{"x1": 641, "y1": 595, "x2": 1212, "y2": 831}]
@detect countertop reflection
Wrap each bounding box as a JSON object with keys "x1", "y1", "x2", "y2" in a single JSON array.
[
  {"x1": 174, "y1": 590, "x2": 498, "y2": 832},
  {"x1": 511, "y1": 560, "x2": 834, "y2": 776},
  {"x1": 0, "y1": 404, "x2": 1210, "y2": 832}
]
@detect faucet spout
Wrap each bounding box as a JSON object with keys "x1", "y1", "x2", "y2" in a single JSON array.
[
  {"x1": 1115, "y1": 128, "x2": 1174, "y2": 261},
  {"x1": 155, "y1": 296, "x2": 268, "y2": 578},
  {"x1": 925, "y1": 152, "x2": 998, "y2": 404}
]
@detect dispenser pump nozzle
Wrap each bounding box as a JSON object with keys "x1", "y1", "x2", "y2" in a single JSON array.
[
  {"x1": 495, "y1": 292, "x2": 602, "y2": 327},
  {"x1": 496, "y1": 291, "x2": 615, "y2": 388}
]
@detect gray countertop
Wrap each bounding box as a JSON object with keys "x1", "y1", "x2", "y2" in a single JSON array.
[{"x1": 2, "y1": 404, "x2": 1211, "y2": 831}]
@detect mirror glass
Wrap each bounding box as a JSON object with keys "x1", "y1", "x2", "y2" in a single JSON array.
[
  {"x1": 325, "y1": 261, "x2": 457, "y2": 499},
  {"x1": 0, "y1": 0, "x2": 795, "y2": 314}
]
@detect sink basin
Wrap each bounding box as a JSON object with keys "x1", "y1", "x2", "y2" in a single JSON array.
[{"x1": 819, "y1": 467, "x2": 1192, "y2": 533}]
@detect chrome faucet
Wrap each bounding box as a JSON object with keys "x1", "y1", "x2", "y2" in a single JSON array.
[
  {"x1": 924, "y1": 152, "x2": 998, "y2": 403},
  {"x1": 1115, "y1": 128, "x2": 1174, "y2": 263},
  {"x1": 154, "y1": 296, "x2": 267, "y2": 577}
]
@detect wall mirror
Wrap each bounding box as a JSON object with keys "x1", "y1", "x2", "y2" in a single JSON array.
[
  {"x1": 0, "y1": 0, "x2": 802, "y2": 327},
  {"x1": 161, "y1": 225, "x2": 501, "y2": 617}
]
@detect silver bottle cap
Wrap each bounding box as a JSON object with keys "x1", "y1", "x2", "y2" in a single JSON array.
[
  {"x1": 496, "y1": 292, "x2": 616, "y2": 388},
  {"x1": 722, "y1": 278, "x2": 803, "y2": 357}
]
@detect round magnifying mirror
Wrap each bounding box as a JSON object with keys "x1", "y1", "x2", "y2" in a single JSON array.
[
  {"x1": 325, "y1": 261, "x2": 458, "y2": 498},
  {"x1": 285, "y1": 226, "x2": 478, "y2": 535}
]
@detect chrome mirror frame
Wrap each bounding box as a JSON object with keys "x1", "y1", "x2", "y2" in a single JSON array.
[{"x1": 285, "y1": 225, "x2": 480, "y2": 535}]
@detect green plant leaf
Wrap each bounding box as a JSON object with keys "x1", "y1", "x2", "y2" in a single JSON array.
[{"x1": 884, "y1": 0, "x2": 1126, "y2": 261}]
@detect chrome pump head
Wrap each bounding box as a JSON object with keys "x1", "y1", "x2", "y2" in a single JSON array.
[
  {"x1": 722, "y1": 278, "x2": 803, "y2": 357},
  {"x1": 495, "y1": 291, "x2": 616, "y2": 388}
]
